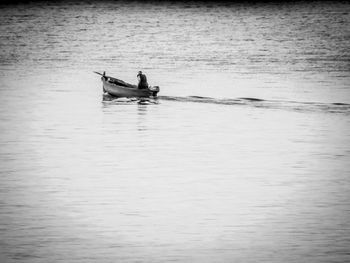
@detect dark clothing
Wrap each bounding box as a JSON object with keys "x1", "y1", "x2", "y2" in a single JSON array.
[{"x1": 137, "y1": 73, "x2": 148, "y2": 89}]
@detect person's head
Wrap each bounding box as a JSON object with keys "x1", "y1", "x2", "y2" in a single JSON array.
[{"x1": 138, "y1": 71, "x2": 142, "y2": 74}]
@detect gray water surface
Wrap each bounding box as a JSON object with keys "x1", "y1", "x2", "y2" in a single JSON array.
[{"x1": 0, "y1": 1, "x2": 350, "y2": 262}]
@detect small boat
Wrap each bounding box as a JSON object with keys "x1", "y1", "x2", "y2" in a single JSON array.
[{"x1": 94, "y1": 71, "x2": 159, "y2": 98}]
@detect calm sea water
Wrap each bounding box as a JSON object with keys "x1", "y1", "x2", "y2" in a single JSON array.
[{"x1": 0, "y1": 1, "x2": 350, "y2": 262}]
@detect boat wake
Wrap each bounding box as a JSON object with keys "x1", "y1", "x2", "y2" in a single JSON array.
[
  {"x1": 102, "y1": 94, "x2": 159, "y2": 105},
  {"x1": 158, "y1": 95, "x2": 350, "y2": 115},
  {"x1": 102, "y1": 94, "x2": 350, "y2": 114}
]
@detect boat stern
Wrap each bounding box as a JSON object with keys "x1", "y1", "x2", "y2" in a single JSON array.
[{"x1": 149, "y1": 86, "x2": 160, "y2": 96}]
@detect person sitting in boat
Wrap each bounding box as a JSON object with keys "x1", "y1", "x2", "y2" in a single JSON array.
[{"x1": 137, "y1": 71, "x2": 149, "y2": 89}]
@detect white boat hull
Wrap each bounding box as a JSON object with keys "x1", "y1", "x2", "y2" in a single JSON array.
[{"x1": 102, "y1": 78, "x2": 159, "y2": 98}]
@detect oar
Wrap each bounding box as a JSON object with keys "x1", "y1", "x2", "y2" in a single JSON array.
[
  {"x1": 94, "y1": 71, "x2": 138, "y2": 89},
  {"x1": 93, "y1": 71, "x2": 106, "y2": 76}
]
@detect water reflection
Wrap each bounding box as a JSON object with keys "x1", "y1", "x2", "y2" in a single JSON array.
[
  {"x1": 137, "y1": 104, "x2": 148, "y2": 132},
  {"x1": 137, "y1": 104, "x2": 148, "y2": 116}
]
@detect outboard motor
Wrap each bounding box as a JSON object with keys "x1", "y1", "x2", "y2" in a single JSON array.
[{"x1": 149, "y1": 86, "x2": 160, "y2": 97}]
